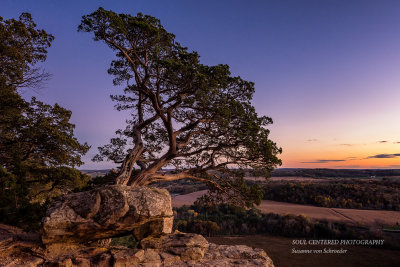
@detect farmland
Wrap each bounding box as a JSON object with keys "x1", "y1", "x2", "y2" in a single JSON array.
[{"x1": 172, "y1": 190, "x2": 400, "y2": 228}]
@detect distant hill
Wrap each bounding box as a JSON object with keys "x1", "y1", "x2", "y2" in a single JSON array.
[{"x1": 80, "y1": 169, "x2": 111, "y2": 178}]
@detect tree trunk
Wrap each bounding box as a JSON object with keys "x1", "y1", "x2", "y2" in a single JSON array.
[
  {"x1": 126, "y1": 155, "x2": 170, "y2": 186},
  {"x1": 127, "y1": 171, "x2": 151, "y2": 187},
  {"x1": 115, "y1": 144, "x2": 144, "y2": 185}
]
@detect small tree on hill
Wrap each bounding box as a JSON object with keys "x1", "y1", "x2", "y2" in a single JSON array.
[{"x1": 79, "y1": 8, "x2": 281, "y2": 206}]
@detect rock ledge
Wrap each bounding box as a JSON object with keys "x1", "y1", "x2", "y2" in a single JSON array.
[{"x1": 1, "y1": 227, "x2": 274, "y2": 267}]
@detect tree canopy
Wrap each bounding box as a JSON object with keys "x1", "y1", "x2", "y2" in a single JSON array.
[
  {"x1": 0, "y1": 12, "x2": 89, "y2": 172},
  {"x1": 0, "y1": 13, "x2": 54, "y2": 88},
  {"x1": 79, "y1": 8, "x2": 281, "y2": 206}
]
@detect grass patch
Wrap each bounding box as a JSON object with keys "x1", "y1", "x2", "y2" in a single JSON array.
[{"x1": 110, "y1": 235, "x2": 138, "y2": 249}]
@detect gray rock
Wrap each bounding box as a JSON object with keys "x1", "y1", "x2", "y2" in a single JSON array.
[{"x1": 41, "y1": 185, "x2": 173, "y2": 244}]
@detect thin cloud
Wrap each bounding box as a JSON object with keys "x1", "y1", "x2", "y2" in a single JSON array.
[
  {"x1": 366, "y1": 153, "x2": 400, "y2": 159},
  {"x1": 339, "y1": 144, "x2": 355, "y2": 147},
  {"x1": 337, "y1": 143, "x2": 367, "y2": 147},
  {"x1": 301, "y1": 159, "x2": 346, "y2": 163},
  {"x1": 306, "y1": 139, "x2": 318, "y2": 142},
  {"x1": 393, "y1": 142, "x2": 400, "y2": 144},
  {"x1": 377, "y1": 141, "x2": 388, "y2": 143}
]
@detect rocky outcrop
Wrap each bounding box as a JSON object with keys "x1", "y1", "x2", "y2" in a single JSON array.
[
  {"x1": 1, "y1": 226, "x2": 274, "y2": 266},
  {"x1": 1, "y1": 185, "x2": 275, "y2": 266},
  {"x1": 140, "y1": 232, "x2": 210, "y2": 262},
  {"x1": 0, "y1": 224, "x2": 45, "y2": 267},
  {"x1": 137, "y1": 232, "x2": 274, "y2": 266},
  {"x1": 41, "y1": 185, "x2": 173, "y2": 244}
]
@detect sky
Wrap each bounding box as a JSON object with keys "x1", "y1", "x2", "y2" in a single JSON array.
[{"x1": 2, "y1": 0, "x2": 400, "y2": 169}]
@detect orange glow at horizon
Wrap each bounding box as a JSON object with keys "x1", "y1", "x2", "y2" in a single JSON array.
[{"x1": 277, "y1": 141, "x2": 400, "y2": 169}]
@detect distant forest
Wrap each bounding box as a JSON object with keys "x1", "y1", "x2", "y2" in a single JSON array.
[
  {"x1": 173, "y1": 204, "x2": 400, "y2": 249},
  {"x1": 262, "y1": 179, "x2": 400, "y2": 210}
]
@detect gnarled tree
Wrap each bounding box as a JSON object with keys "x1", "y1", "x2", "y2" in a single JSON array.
[{"x1": 79, "y1": 8, "x2": 281, "y2": 206}]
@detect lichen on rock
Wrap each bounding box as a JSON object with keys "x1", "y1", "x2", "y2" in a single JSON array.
[{"x1": 41, "y1": 185, "x2": 173, "y2": 244}]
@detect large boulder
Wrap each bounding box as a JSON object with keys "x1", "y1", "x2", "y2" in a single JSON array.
[
  {"x1": 140, "y1": 231, "x2": 210, "y2": 261},
  {"x1": 41, "y1": 185, "x2": 173, "y2": 244}
]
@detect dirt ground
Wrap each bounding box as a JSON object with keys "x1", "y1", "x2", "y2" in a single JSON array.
[{"x1": 206, "y1": 235, "x2": 400, "y2": 267}]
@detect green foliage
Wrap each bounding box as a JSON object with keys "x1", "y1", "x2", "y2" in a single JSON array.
[
  {"x1": 174, "y1": 204, "x2": 385, "y2": 242},
  {"x1": 90, "y1": 169, "x2": 120, "y2": 186},
  {"x1": 262, "y1": 179, "x2": 400, "y2": 210},
  {"x1": 1, "y1": 96, "x2": 90, "y2": 170},
  {"x1": 0, "y1": 13, "x2": 89, "y2": 229},
  {"x1": 110, "y1": 235, "x2": 138, "y2": 249},
  {"x1": 0, "y1": 12, "x2": 54, "y2": 88},
  {"x1": 151, "y1": 178, "x2": 208, "y2": 196},
  {"x1": 0, "y1": 164, "x2": 90, "y2": 230},
  {"x1": 383, "y1": 223, "x2": 400, "y2": 231},
  {"x1": 0, "y1": 166, "x2": 48, "y2": 230},
  {"x1": 195, "y1": 172, "x2": 264, "y2": 208},
  {"x1": 27, "y1": 166, "x2": 90, "y2": 203}
]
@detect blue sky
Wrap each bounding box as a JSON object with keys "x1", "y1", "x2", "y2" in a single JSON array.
[{"x1": 3, "y1": 0, "x2": 400, "y2": 169}]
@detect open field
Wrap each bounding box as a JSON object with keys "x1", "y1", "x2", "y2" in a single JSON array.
[
  {"x1": 171, "y1": 190, "x2": 207, "y2": 207},
  {"x1": 206, "y1": 234, "x2": 400, "y2": 267},
  {"x1": 172, "y1": 190, "x2": 400, "y2": 227}
]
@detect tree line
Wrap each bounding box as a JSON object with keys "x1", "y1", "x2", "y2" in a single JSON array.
[
  {"x1": 173, "y1": 204, "x2": 400, "y2": 248},
  {"x1": 262, "y1": 179, "x2": 400, "y2": 210}
]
